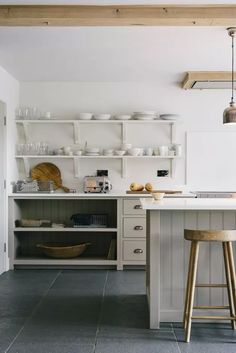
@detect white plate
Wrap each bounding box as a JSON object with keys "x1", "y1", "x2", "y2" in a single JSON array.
[
  {"x1": 85, "y1": 153, "x2": 100, "y2": 156},
  {"x1": 160, "y1": 114, "x2": 180, "y2": 120},
  {"x1": 133, "y1": 111, "x2": 156, "y2": 115},
  {"x1": 135, "y1": 115, "x2": 156, "y2": 120},
  {"x1": 86, "y1": 148, "x2": 100, "y2": 153}
]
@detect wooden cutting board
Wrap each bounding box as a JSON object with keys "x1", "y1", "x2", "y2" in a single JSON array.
[
  {"x1": 126, "y1": 190, "x2": 182, "y2": 194},
  {"x1": 31, "y1": 162, "x2": 69, "y2": 193}
]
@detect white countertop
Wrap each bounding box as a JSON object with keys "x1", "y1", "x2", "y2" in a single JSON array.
[
  {"x1": 8, "y1": 191, "x2": 195, "y2": 198},
  {"x1": 140, "y1": 197, "x2": 236, "y2": 210}
]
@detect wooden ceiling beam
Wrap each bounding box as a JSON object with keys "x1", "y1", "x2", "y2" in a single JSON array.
[{"x1": 1, "y1": 5, "x2": 236, "y2": 26}]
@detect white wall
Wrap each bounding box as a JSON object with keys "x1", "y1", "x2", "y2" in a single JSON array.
[
  {"x1": 19, "y1": 81, "x2": 236, "y2": 191},
  {"x1": 0, "y1": 66, "x2": 19, "y2": 188},
  {"x1": 0, "y1": 65, "x2": 19, "y2": 272}
]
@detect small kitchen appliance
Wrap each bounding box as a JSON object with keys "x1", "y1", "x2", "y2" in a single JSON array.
[{"x1": 83, "y1": 176, "x2": 112, "y2": 193}]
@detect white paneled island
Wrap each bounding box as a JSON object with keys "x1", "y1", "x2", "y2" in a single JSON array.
[{"x1": 141, "y1": 198, "x2": 236, "y2": 329}]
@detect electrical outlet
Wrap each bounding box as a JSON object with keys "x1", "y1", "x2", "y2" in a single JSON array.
[{"x1": 157, "y1": 170, "x2": 169, "y2": 177}]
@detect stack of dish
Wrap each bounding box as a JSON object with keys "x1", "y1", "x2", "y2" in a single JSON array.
[
  {"x1": 132, "y1": 111, "x2": 157, "y2": 120},
  {"x1": 103, "y1": 149, "x2": 114, "y2": 156},
  {"x1": 85, "y1": 147, "x2": 100, "y2": 156},
  {"x1": 160, "y1": 114, "x2": 180, "y2": 121},
  {"x1": 93, "y1": 114, "x2": 111, "y2": 120}
]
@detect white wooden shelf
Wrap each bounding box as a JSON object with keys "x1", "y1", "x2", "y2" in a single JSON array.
[
  {"x1": 15, "y1": 155, "x2": 180, "y2": 178},
  {"x1": 15, "y1": 119, "x2": 178, "y2": 124},
  {"x1": 14, "y1": 257, "x2": 117, "y2": 266},
  {"x1": 14, "y1": 227, "x2": 117, "y2": 232},
  {"x1": 15, "y1": 118, "x2": 178, "y2": 145}
]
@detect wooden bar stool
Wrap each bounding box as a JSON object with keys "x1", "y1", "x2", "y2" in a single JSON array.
[{"x1": 183, "y1": 229, "x2": 236, "y2": 343}]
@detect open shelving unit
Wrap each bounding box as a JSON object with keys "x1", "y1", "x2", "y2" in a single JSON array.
[
  {"x1": 10, "y1": 197, "x2": 119, "y2": 269},
  {"x1": 15, "y1": 118, "x2": 180, "y2": 178}
]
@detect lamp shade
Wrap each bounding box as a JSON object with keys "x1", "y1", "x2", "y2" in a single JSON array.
[{"x1": 223, "y1": 102, "x2": 236, "y2": 124}]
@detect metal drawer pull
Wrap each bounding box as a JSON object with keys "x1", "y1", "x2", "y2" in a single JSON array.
[
  {"x1": 134, "y1": 205, "x2": 142, "y2": 209},
  {"x1": 133, "y1": 248, "x2": 143, "y2": 254},
  {"x1": 134, "y1": 226, "x2": 143, "y2": 231}
]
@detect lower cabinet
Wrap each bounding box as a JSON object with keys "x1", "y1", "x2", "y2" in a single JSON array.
[
  {"x1": 8, "y1": 196, "x2": 146, "y2": 270},
  {"x1": 121, "y1": 199, "x2": 146, "y2": 269}
]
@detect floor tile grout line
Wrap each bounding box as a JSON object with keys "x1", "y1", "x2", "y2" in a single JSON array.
[
  {"x1": 4, "y1": 270, "x2": 62, "y2": 353},
  {"x1": 171, "y1": 323, "x2": 183, "y2": 353},
  {"x1": 92, "y1": 270, "x2": 109, "y2": 353}
]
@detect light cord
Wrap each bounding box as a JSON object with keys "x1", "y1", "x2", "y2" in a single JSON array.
[{"x1": 231, "y1": 32, "x2": 235, "y2": 104}]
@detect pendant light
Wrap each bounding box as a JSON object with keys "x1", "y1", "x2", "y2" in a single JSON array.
[{"x1": 223, "y1": 27, "x2": 236, "y2": 124}]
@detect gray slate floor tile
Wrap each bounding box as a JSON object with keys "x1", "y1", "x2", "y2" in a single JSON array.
[
  {"x1": 95, "y1": 331, "x2": 180, "y2": 353},
  {"x1": 7, "y1": 342, "x2": 94, "y2": 353}
]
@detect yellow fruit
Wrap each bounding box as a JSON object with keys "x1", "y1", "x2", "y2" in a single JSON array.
[
  {"x1": 145, "y1": 183, "x2": 153, "y2": 192},
  {"x1": 130, "y1": 183, "x2": 144, "y2": 191}
]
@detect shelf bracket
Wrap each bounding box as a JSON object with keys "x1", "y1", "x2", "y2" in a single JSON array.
[
  {"x1": 73, "y1": 121, "x2": 79, "y2": 144},
  {"x1": 23, "y1": 157, "x2": 30, "y2": 177},
  {"x1": 121, "y1": 122, "x2": 127, "y2": 144},
  {"x1": 73, "y1": 157, "x2": 79, "y2": 178},
  {"x1": 22, "y1": 122, "x2": 30, "y2": 142},
  {"x1": 170, "y1": 159, "x2": 176, "y2": 178},
  {"x1": 122, "y1": 157, "x2": 127, "y2": 178},
  {"x1": 170, "y1": 123, "x2": 176, "y2": 144}
]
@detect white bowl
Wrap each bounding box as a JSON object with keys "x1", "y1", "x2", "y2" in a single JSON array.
[
  {"x1": 77, "y1": 113, "x2": 93, "y2": 120},
  {"x1": 74, "y1": 150, "x2": 83, "y2": 156},
  {"x1": 114, "y1": 114, "x2": 131, "y2": 120},
  {"x1": 114, "y1": 150, "x2": 126, "y2": 156},
  {"x1": 121, "y1": 143, "x2": 132, "y2": 150},
  {"x1": 93, "y1": 114, "x2": 111, "y2": 120},
  {"x1": 127, "y1": 148, "x2": 140, "y2": 156},
  {"x1": 152, "y1": 192, "x2": 165, "y2": 201}
]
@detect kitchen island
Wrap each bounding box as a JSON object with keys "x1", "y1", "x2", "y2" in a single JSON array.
[{"x1": 141, "y1": 198, "x2": 236, "y2": 329}]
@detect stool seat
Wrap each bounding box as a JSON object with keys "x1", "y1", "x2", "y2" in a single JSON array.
[
  {"x1": 184, "y1": 229, "x2": 236, "y2": 242},
  {"x1": 183, "y1": 229, "x2": 236, "y2": 343}
]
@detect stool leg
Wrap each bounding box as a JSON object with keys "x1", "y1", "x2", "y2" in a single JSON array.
[
  {"x1": 222, "y1": 242, "x2": 236, "y2": 329},
  {"x1": 185, "y1": 241, "x2": 199, "y2": 343},
  {"x1": 183, "y1": 242, "x2": 194, "y2": 329},
  {"x1": 227, "y1": 242, "x2": 236, "y2": 327}
]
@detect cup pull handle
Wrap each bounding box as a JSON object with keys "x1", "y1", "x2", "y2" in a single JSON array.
[
  {"x1": 134, "y1": 248, "x2": 143, "y2": 254},
  {"x1": 134, "y1": 226, "x2": 143, "y2": 230},
  {"x1": 134, "y1": 205, "x2": 142, "y2": 209}
]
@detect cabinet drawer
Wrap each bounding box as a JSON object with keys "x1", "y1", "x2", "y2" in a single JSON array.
[
  {"x1": 123, "y1": 240, "x2": 146, "y2": 261},
  {"x1": 123, "y1": 218, "x2": 146, "y2": 238},
  {"x1": 123, "y1": 199, "x2": 146, "y2": 215}
]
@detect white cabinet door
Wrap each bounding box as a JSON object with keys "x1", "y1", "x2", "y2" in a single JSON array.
[{"x1": 0, "y1": 102, "x2": 6, "y2": 274}]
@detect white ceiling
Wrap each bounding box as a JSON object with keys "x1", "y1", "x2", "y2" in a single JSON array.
[{"x1": 0, "y1": 26, "x2": 231, "y2": 82}]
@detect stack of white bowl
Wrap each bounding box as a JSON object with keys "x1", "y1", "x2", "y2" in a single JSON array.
[{"x1": 132, "y1": 111, "x2": 158, "y2": 120}]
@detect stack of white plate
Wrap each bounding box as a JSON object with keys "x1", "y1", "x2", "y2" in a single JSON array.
[
  {"x1": 132, "y1": 111, "x2": 157, "y2": 120},
  {"x1": 160, "y1": 114, "x2": 180, "y2": 120},
  {"x1": 85, "y1": 147, "x2": 100, "y2": 156}
]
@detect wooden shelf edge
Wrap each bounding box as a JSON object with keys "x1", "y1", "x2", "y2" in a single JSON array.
[{"x1": 14, "y1": 227, "x2": 118, "y2": 232}]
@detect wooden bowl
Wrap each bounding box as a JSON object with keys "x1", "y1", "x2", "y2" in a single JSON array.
[{"x1": 37, "y1": 243, "x2": 90, "y2": 259}]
